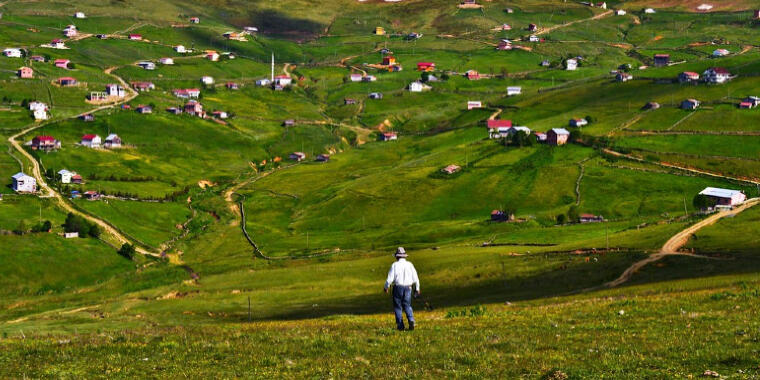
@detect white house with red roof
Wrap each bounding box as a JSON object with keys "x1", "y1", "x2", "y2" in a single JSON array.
[
  {"x1": 379, "y1": 132, "x2": 398, "y2": 141},
  {"x1": 174, "y1": 88, "x2": 201, "y2": 98},
  {"x1": 81, "y1": 134, "x2": 101, "y2": 148},
  {"x1": 487, "y1": 120, "x2": 513, "y2": 139},
  {"x1": 467, "y1": 101, "x2": 482, "y2": 110},
  {"x1": 679, "y1": 71, "x2": 700, "y2": 83},
  {"x1": 703, "y1": 67, "x2": 732, "y2": 84},
  {"x1": 274, "y1": 75, "x2": 292, "y2": 86},
  {"x1": 54, "y1": 59, "x2": 70, "y2": 68},
  {"x1": 129, "y1": 34, "x2": 142, "y2": 40}
]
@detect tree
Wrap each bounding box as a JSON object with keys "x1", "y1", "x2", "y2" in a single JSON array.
[
  {"x1": 556, "y1": 214, "x2": 567, "y2": 225},
  {"x1": 117, "y1": 243, "x2": 135, "y2": 260},
  {"x1": 584, "y1": 115, "x2": 594, "y2": 124},
  {"x1": 421, "y1": 71, "x2": 430, "y2": 83},
  {"x1": 567, "y1": 205, "x2": 580, "y2": 223}
]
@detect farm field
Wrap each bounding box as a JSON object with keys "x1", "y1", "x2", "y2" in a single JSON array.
[{"x1": 1, "y1": 0, "x2": 760, "y2": 377}]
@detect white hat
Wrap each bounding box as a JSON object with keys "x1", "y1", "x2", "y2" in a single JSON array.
[{"x1": 395, "y1": 247, "x2": 407, "y2": 257}]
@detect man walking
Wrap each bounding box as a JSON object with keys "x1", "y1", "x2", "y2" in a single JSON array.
[{"x1": 384, "y1": 247, "x2": 420, "y2": 331}]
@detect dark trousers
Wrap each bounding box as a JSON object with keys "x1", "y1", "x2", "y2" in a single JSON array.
[{"x1": 392, "y1": 286, "x2": 415, "y2": 329}]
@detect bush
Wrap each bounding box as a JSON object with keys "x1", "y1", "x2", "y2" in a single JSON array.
[
  {"x1": 556, "y1": 214, "x2": 567, "y2": 225},
  {"x1": 117, "y1": 243, "x2": 135, "y2": 260},
  {"x1": 64, "y1": 213, "x2": 99, "y2": 238}
]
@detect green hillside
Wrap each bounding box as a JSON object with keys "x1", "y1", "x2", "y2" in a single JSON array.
[{"x1": 1, "y1": 0, "x2": 760, "y2": 377}]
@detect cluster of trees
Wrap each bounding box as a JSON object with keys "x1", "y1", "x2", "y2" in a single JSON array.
[
  {"x1": 556, "y1": 205, "x2": 580, "y2": 225},
  {"x1": 64, "y1": 213, "x2": 101, "y2": 238},
  {"x1": 12, "y1": 220, "x2": 52, "y2": 235},
  {"x1": 117, "y1": 243, "x2": 135, "y2": 260},
  {"x1": 501, "y1": 131, "x2": 534, "y2": 147},
  {"x1": 84, "y1": 173, "x2": 156, "y2": 182},
  {"x1": 693, "y1": 194, "x2": 718, "y2": 210}
]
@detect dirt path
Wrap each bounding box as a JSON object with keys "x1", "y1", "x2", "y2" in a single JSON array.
[
  {"x1": 535, "y1": 10, "x2": 613, "y2": 36},
  {"x1": 604, "y1": 198, "x2": 760, "y2": 288},
  {"x1": 488, "y1": 108, "x2": 503, "y2": 120}
]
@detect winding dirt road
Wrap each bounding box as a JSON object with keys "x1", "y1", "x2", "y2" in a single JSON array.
[
  {"x1": 535, "y1": 10, "x2": 613, "y2": 36},
  {"x1": 604, "y1": 198, "x2": 760, "y2": 288}
]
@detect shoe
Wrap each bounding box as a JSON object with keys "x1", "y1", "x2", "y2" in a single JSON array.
[
  {"x1": 408, "y1": 323, "x2": 415, "y2": 331},
  {"x1": 397, "y1": 326, "x2": 405, "y2": 331}
]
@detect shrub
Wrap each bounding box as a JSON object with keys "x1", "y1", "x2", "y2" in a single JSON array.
[{"x1": 117, "y1": 243, "x2": 135, "y2": 260}]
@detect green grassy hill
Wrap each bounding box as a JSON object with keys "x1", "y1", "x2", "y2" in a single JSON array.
[{"x1": 1, "y1": 0, "x2": 760, "y2": 377}]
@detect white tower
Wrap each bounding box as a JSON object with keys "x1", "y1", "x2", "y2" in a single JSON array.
[{"x1": 271, "y1": 53, "x2": 274, "y2": 82}]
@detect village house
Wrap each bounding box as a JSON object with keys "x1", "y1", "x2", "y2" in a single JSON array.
[
  {"x1": 349, "y1": 73, "x2": 363, "y2": 82},
  {"x1": 739, "y1": 101, "x2": 754, "y2": 109},
  {"x1": 654, "y1": 54, "x2": 670, "y2": 67},
  {"x1": 63, "y1": 25, "x2": 77, "y2": 37},
  {"x1": 678, "y1": 71, "x2": 700, "y2": 83},
  {"x1": 3, "y1": 48, "x2": 22, "y2": 57},
  {"x1": 81, "y1": 134, "x2": 102, "y2": 148},
  {"x1": 57, "y1": 77, "x2": 77, "y2": 87},
  {"x1": 282, "y1": 119, "x2": 295, "y2": 127},
  {"x1": 507, "y1": 86, "x2": 522, "y2": 96},
  {"x1": 755, "y1": 10, "x2": 760, "y2": 19},
  {"x1": 369, "y1": 92, "x2": 383, "y2": 100},
  {"x1": 131, "y1": 81, "x2": 155, "y2": 92},
  {"x1": 184, "y1": 100, "x2": 205, "y2": 117},
  {"x1": 497, "y1": 40, "x2": 512, "y2": 50},
  {"x1": 244, "y1": 26, "x2": 259, "y2": 33},
  {"x1": 226, "y1": 82, "x2": 240, "y2": 90},
  {"x1": 106, "y1": 84, "x2": 126, "y2": 97},
  {"x1": 645, "y1": 8, "x2": 656, "y2": 14},
  {"x1": 712, "y1": 49, "x2": 729, "y2": 57},
  {"x1": 273, "y1": 75, "x2": 291, "y2": 86},
  {"x1": 487, "y1": 119, "x2": 513, "y2": 139},
  {"x1": 408, "y1": 81, "x2": 430, "y2": 92},
  {"x1": 50, "y1": 39, "x2": 67, "y2": 49},
  {"x1": 137, "y1": 61, "x2": 155, "y2": 70},
  {"x1": 527, "y1": 23, "x2": 538, "y2": 32},
  {"x1": 29, "y1": 101, "x2": 47, "y2": 112},
  {"x1": 75, "y1": 11, "x2": 86, "y2": 19},
  {"x1": 465, "y1": 70, "x2": 480, "y2": 80},
  {"x1": 173, "y1": 88, "x2": 201, "y2": 98},
  {"x1": 382, "y1": 56, "x2": 397, "y2": 66},
  {"x1": 32, "y1": 135, "x2": 60, "y2": 151},
  {"x1": 375, "y1": 26, "x2": 386, "y2": 35},
  {"x1": 136, "y1": 105, "x2": 152, "y2": 114},
  {"x1": 190, "y1": 17, "x2": 200, "y2": 24},
  {"x1": 703, "y1": 67, "x2": 732, "y2": 84},
  {"x1": 534, "y1": 132, "x2": 547, "y2": 143},
  {"x1": 316, "y1": 154, "x2": 330, "y2": 162},
  {"x1": 97, "y1": 34, "x2": 108, "y2": 39},
  {"x1": 54, "y1": 59, "x2": 70, "y2": 69},
  {"x1": 529, "y1": 35, "x2": 540, "y2": 43},
  {"x1": 547, "y1": 128, "x2": 570, "y2": 146},
  {"x1": 104, "y1": 134, "x2": 122, "y2": 149},
  {"x1": 565, "y1": 58, "x2": 578, "y2": 71},
  {"x1": 83, "y1": 190, "x2": 101, "y2": 200},
  {"x1": 569, "y1": 118, "x2": 588, "y2": 128},
  {"x1": 490, "y1": 210, "x2": 514, "y2": 222},
  {"x1": 344, "y1": 98, "x2": 357, "y2": 105},
  {"x1": 643, "y1": 101, "x2": 660, "y2": 110},
  {"x1": 33, "y1": 109, "x2": 48, "y2": 120},
  {"x1": 206, "y1": 51, "x2": 220, "y2": 61},
  {"x1": 699, "y1": 187, "x2": 746, "y2": 208},
  {"x1": 80, "y1": 113, "x2": 94, "y2": 122},
  {"x1": 129, "y1": 34, "x2": 142, "y2": 41},
  {"x1": 64, "y1": 232, "x2": 79, "y2": 238},
  {"x1": 289, "y1": 152, "x2": 307, "y2": 161},
  {"x1": 166, "y1": 107, "x2": 182, "y2": 115},
  {"x1": 442, "y1": 164, "x2": 461, "y2": 174},
  {"x1": 201, "y1": 76, "x2": 215, "y2": 85},
  {"x1": 174, "y1": 45, "x2": 187, "y2": 53},
  {"x1": 681, "y1": 99, "x2": 700, "y2": 110},
  {"x1": 362, "y1": 75, "x2": 377, "y2": 82},
  {"x1": 500, "y1": 24, "x2": 512, "y2": 31},
  {"x1": 743, "y1": 96, "x2": 760, "y2": 108},
  {"x1": 509, "y1": 126, "x2": 532, "y2": 136},
  {"x1": 616, "y1": 72, "x2": 633, "y2": 82},
  {"x1": 541, "y1": 60, "x2": 551, "y2": 67},
  {"x1": 580, "y1": 214, "x2": 605, "y2": 223},
  {"x1": 58, "y1": 169, "x2": 74, "y2": 184},
  {"x1": 212, "y1": 110, "x2": 228, "y2": 119},
  {"x1": 417, "y1": 62, "x2": 435, "y2": 72},
  {"x1": 379, "y1": 132, "x2": 398, "y2": 141},
  {"x1": 256, "y1": 78, "x2": 271, "y2": 87},
  {"x1": 12, "y1": 172, "x2": 36, "y2": 193},
  {"x1": 160, "y1": 57, "x2": 174, "y2": 65},
  {"x1": 615, "y1": 9, "x2": 626, "y2": 15},
  {"x1": 18, "y1": 66, "x2": 33, "y2": 78},
  {"x1": 467, "y1": 101, "x2": 482, "y2": 110},
  {"x1": 30, "y1": 55, "x2": 46, "y2": 62}
]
